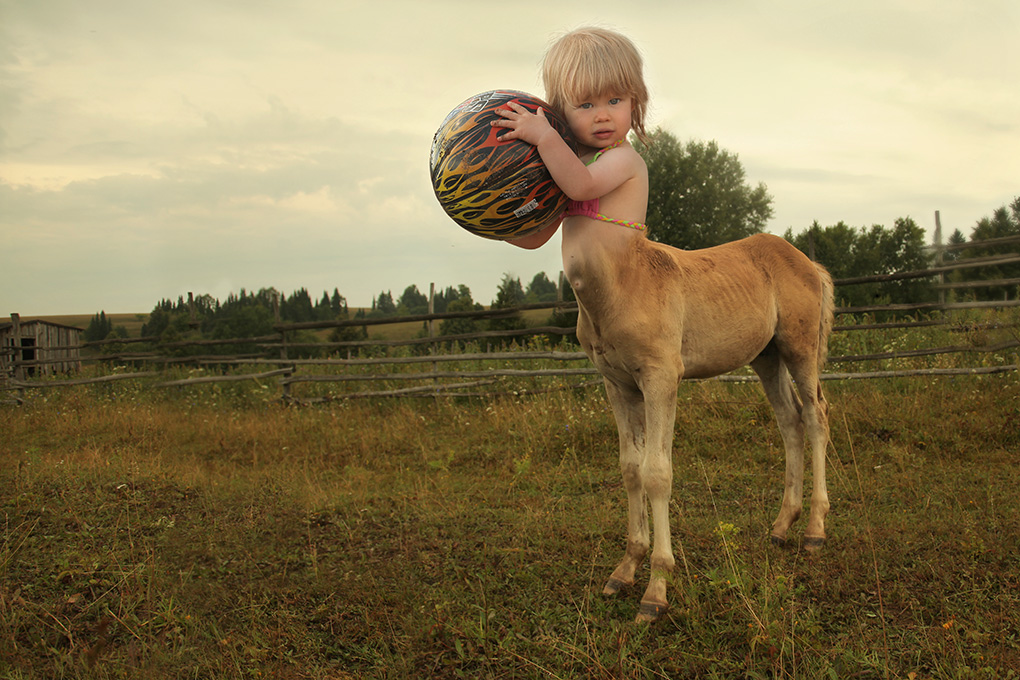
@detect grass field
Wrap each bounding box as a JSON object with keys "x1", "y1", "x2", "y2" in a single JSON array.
[
  {"x1": 2, "y1": 371, "x2": 1019, "y2": 678},
  {"x1": 23, "y1": 308, "x2": 554, "y2": 343},
  {"x1": 23, "y1": 314, "x2": 150, "y2": 338}
]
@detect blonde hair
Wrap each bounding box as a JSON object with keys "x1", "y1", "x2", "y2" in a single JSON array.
[{"x1": 542, "y1": 27, "x2": 650, "y2": 143}]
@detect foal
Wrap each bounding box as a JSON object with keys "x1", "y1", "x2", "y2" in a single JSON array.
[{"x1": 569, "y1": 229, "x2": 835, "y2": 622}]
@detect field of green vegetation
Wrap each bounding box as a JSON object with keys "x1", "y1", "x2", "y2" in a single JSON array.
[{"x1": 2, "y1": 357, "x2": 1019, "y2": 679}]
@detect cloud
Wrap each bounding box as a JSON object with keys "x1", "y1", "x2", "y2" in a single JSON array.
[{"x1": 2, "y1": 0, "x2": 1018, "y2": 315}]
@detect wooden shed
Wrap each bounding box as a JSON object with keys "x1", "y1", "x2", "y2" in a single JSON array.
[{"x1": 1, "y1": 315, "x2": 82, "y2": 377}]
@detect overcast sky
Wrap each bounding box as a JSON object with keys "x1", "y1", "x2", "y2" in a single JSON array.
[{"x1": 2, "y1": 0, "x2": 1018, "y2": 316}]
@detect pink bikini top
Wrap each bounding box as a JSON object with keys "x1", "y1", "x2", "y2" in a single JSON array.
[{"x1": 562, "y1": 141, "x2": 647, "y2": 232}]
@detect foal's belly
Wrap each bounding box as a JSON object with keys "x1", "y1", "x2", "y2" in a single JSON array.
[
  {"x1": 678, "y1": 328, "x2": 774, "y2": 379},
  {"x1": 577, "y1": 308, "x2": 774, "y2": 385}
]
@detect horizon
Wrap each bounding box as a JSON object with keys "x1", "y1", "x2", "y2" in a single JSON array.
[{"x1": 3, "y1": 1, "x2": 1017, "y2": 316}]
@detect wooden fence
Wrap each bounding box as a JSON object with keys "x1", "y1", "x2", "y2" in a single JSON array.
[{"x1": 3, "y1": 233, "x2": 1019, "y2": 405}]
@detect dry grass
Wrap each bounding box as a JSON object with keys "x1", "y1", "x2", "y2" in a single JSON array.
[{"x1": 1, "y1": 371, "x2": 1019, "y2": 678}]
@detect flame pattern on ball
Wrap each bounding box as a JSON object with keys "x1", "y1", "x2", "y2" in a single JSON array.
[{"x1": 429, "y1": 90, "x2": 576, "y2": 240}]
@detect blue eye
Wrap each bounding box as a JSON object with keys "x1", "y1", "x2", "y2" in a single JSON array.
[{"x1": 610, "y1": 98, "x2": 621, "y2": 105}]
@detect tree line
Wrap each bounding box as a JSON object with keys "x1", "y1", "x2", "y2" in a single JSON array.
[
  {"x1": 80, "y1": 273, "x2": 572, "y2": 353},
  {"x1": 83, "y1": 127, "x2": 1017, "y2": 345}
]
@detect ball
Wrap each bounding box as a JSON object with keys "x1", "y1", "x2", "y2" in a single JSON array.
[{"x1": 429, "y1": 90, "x2": 576, "y2": 240}]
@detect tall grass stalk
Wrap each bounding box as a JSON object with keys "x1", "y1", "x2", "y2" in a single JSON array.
[
  {"x1": 1, "y1": 366, "x2": 1018, "y2": 678},
  {"x1": 844, "y1": 412, "x2": 891, "y2": 679}
]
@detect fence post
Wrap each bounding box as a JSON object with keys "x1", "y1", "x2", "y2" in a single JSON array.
[
  {"x1": 274, "y1": 291, "x2": 292, "y2": 402},
  {"x1": 274, "y1": 292, "x2": 286, "y2": 360},
  {"x1": 428, "y1": 283, "x2": 436, "y2": 348},
  {"x1": 10, "y1": 313, "x2": 25, "y2": 404},
  {"x1": 934, "y1": 210, "x2": 945, "y2": 306},
  {"x1": 429, "y1": 283, "x2": 439, "y2": 397}
]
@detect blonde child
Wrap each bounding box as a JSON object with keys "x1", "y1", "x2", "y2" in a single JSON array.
[{"x1": 491, "y1": 26, "x2": 650, "y2": 265}]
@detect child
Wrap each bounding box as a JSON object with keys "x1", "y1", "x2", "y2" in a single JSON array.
[{"x1": 491, "y1": 26, "x2": 650, "y2": 266}]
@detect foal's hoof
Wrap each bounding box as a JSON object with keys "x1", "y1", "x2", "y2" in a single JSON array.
[
  {"x1": 635, "y1": 600, "x2": 669, "y2": 623},
  {"x1": 602, "y1": 577, "x2": 634, "y2": 596},
  {"x1": 803, "y1": 536, "x2": 825, "y2": 552},
  {"x1": 770, "y1": 534, "x2": 788, "y2": 548}
]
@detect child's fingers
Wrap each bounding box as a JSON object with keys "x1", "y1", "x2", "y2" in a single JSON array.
[
  {"x1": 495, "y1": 103, "x2": 525, "y2": 118},
  {"x1": 489, "y1": 118, "x2": 515, "y2": 140},
  {"x1": 490, "y1": 101, "x2": 545, "y2": 141}
]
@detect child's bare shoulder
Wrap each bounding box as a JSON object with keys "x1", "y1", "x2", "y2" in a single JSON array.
[
  {"x1": 611, "y1": 144, "x2": 647, "y2": 175},
  {"x1": 609, "y1": 143, "x2": 646, "y2": 166}
]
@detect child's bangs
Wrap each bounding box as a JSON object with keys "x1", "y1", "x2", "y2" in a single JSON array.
[{"x1": 562, "y1": 59, "x2": 638, "y2": 104}]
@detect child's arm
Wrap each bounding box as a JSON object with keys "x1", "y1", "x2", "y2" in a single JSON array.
[
  {"x1": 491, "y1": 103, "x2": 639, "y2": 202},
  {"x1": 507, "y1": 216, "x2": 562, "y2": 250}
]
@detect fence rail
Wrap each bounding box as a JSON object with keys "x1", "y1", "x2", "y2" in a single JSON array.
[{"x1": 4, "y1": 232, "x2": 1019, "y2": 404}]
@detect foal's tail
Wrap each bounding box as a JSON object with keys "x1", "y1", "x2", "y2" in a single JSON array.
[{"x1": 815, "y1": 263, "x2": 835, "y2": 370}]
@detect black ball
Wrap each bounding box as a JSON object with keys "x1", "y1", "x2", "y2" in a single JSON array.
[{"x1": 429, "y1": 90, "x2": 576, "y2": 240}]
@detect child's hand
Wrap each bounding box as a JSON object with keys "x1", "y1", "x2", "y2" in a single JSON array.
[{"x1": 491, "y1": 102, "x2": 557, "y2": 147}]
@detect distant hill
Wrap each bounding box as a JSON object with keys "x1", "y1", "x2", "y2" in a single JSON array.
[
  {"x1": 25, "y1": 313, "x2": 150, "y2": 338},
  {"x1": 23, "y1": 307, "x2": 559, "y2": 342}
]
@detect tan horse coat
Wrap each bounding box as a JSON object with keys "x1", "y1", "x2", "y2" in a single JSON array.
[{"x1": 563, "y1": 227, "x2": 835, "y2": 622}]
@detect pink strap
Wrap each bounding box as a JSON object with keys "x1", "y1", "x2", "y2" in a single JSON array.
[{"x1": 563, "y1": 141, "x2": 647, "y2": 231}]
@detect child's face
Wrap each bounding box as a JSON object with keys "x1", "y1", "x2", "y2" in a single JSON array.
[{"x1": 564, "y1": 93, "x2": 633, "y2": 150}]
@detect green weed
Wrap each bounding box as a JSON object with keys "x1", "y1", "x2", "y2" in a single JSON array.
[{"x1": 1, "y1": 365, "x2": 1018, "y2": 678}]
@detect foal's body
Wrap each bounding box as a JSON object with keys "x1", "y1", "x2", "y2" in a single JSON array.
[{"x1": 562, "y1": 223, "x2": 835, "y2": 622}]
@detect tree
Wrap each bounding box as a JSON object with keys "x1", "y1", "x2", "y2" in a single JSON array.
[
  {"x1": 958, "y1": 197, "x2": 1020, "y2": 300},
  {"x1": 397, "y1": 285, "x2": 429, "y2": 316},
  {"x1": 878, "y1": 217, "x2": 934, "y2": 303},
  {"x1": 525, "y1": 272, "x2": 559, "y2": 303},
  {"x1": 327, "y1": 290, "x2": 368, "y2": 345},
  {"x1": 634, "y1": 130, "x2": 773, "y2": 250},
  {"x1": 141, "y1": 304, "x2": 172, "y2": 338},
  {"x1": 434, "y1": 285, "x2": 470, "y2": 314},
  {"x1": 83, "y1": 311, "x2": 113, "y2": 342},
  {"x1": 784, "y1": 218, "x2": 934, "y2": 308},
  {"x1": 316, "y1": 292, "x2": 332, "y2": 321},
  {"x1": 281, "y1": 288, "x2": 315, "y2": 323},
  {"x1": 209, "y1": 304, "x2": 275, "y2": 354},
  {"x1": 372, "y1": 291, "x2": 396, "y2": 317},
  {"x1": 439, "y1": 289, "x2": 483, "y2": 339},
  {"x1": 546, "y1": 278, "x2": 578, "y2": 345},
  {"x1": 489, "y1": 274, "x2": 526, "y2": 332},
  {"x1": 944, "y1": 229, "x2": 968, "y2": 263},
  {"x1": 329, "y1": 289, "x2": 346, "y2": 317}
]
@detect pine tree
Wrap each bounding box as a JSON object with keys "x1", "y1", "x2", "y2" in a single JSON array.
[
  {"x1": 489, "y1": 275, "x2": 526, "y2": 332},
  {"x1": 83, "y1": 311, "x2": 113, "y2": 342}
]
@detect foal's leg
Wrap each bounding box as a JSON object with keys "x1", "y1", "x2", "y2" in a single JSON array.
[
  {"x1": 603, "y1": 372, "x2": 679, "y2": 622},
  {"x1": 751, "y1": 354, "x2": 806, "y2": 545},
  {"x1": 635, "y1": 375, "x2": 679, "y2": 622},
  {"x1": 602, "y1": 380, "x2": 649, "y2": 595},
  {"x1": 769, "y1": 350, "x2": 830, "y2": 551},
  {"x1": 791, "y1": 373, "x2": 830, "y2": 550}
]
